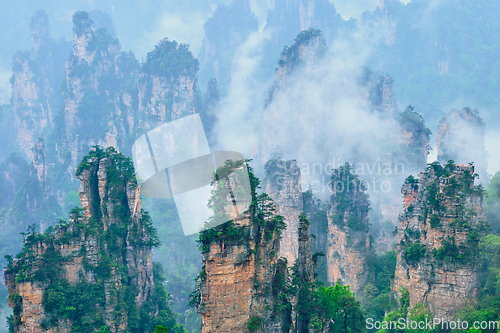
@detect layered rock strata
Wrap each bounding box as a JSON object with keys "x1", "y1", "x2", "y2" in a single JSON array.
[
  {"x1": 326, "y1": 163, "x2": 371, "y2": 297},
  {"x1": 264, "y1": 159, "x2": 303, "y2": 266},
  {"x1": 393, "y1": 162, "x2": 484, "y2": 320},
  {"x1": 195, "y1": 163, "x2": 289, "y2": 333},
  {"x1": 11, "y1": 10, "x2": 70, "y2": 160},
  {"x1": 4, "y1": 147, "x2": 159, "y2": 332}
]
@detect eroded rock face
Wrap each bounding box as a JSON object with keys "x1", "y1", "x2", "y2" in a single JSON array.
[
  {"x1": 260, "y1": 29, "x2": 326, "y2": 164},
  {"x1": 12, "y1": 11, "x2": 200, "y2": 184},
  {"x1": 197, "y1": 0, "x2": 258, "y2": 93},
  {"x1": 138, "y1": 38, "x2": 199, "y2": 132},
  {"x1": 393, "y1": 163, "x2": 484, "y2": 320},
  {"x1": 197, "y1": 211, "x2": 284, "y2": 333},
  {"x1": 194, "y1": 163, "x2": 292, "y2": 333},
  {"x1": 264, "y1": 159, "x2": 303, "y2": 266},
  {"x1": 327, "y1": 223, "x2": 371, "y2": 297},
  {"x1": 63, "y1": 12, "x2": 139, "y2": 177},
  {"x1": 11, "y1": 10, "x2": 70, "y2": 160},
  {"x1": 5, "y1": 148, "x2": 156, "y2": 333},
  {"x1": 326, "y1": 163, "x2": 371, "y2": 297},
  {"x1": 32, "y1": 136, "x2": 46, "y2": 183}
]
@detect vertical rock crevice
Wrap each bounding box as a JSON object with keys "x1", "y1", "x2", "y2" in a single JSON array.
[
  {"x1": 264, "y1": 159, "x2": 303, "y2": 266},
  {"x1": 393, "y1": 162, "x2": 485, "y2": 320},
  {"x1": 4, "y1": 147, "x2": 167, "y2": 333}
]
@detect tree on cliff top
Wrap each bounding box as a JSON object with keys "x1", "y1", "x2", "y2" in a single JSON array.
[
  {"x1": 330, "y1": 162, "x2": 371, "y2": 234},
  {"x1": 142, "y1": 38, "x2": 198, "y2": 79}
]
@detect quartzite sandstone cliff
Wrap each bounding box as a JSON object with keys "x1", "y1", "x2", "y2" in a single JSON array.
[
  {"x1": 4, "y1": 148, "x2": 165, "y2": 332},
  {"x1": 264, "y1": 159, "x2": 303, "y2": 266},
  {"x1": 393, "y1": 162, "x2": 484, "y2": 320}
]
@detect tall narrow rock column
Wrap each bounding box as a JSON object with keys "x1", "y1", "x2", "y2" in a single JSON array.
[
  {"x1": 393, "y1": 162, "x2": 484, "y2": 320},
  {"x1": 264, "y1": 159, "x2": 303, "y2": 265}
]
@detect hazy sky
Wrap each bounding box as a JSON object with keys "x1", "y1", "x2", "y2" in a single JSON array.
[{"x1": 0, "y1": 0, "x2": 409, "y2": 104}]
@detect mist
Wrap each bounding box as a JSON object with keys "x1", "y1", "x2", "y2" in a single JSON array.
[
  {"x1": 211, "y1": 17, "x2": 409, "y2": 201},
  {"x1": 1, "y1": 1, "x2": 500, "y2": 331}
]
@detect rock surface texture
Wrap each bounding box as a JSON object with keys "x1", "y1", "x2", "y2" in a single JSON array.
[
  {"x1": 195, "y1": 163, "x2": 290, "y2": 333},
  {"x1": 326, "y1": 163, "x2": 371, "y2": 297},
  {"x1": 4, "y1": 148, "x2": 160, "y2": 333},
  {"x1": 393, "y1": 163, "x2": 484, "y2": 320},
  {"x1": 264, "y1": 159, "x2": 303, "y2": 266}
]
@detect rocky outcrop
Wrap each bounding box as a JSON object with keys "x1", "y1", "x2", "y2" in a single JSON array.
[
  {"x1": 195, "y1": 164, "x2": 289, "y2": 333},
  {"x1": 303, "y1": 190, "x2": 328, "y2": 281},
  {"x1": 196, "y1": 212, "x2": 283, "y2": 333},
  {"x1": 326, "y1": 163, "x2": 371, "y2": 296},
  {"x1": 4, "y1": 147, "x2": 163, "y2": 333},
  {"x1": 138, "y1": 38, "x2": 199, "y2": 131},
  {"x1": 62, "y1": 11, "x2": 140, "y2": 177},
  {"x1": 397, "y1": 105, "x2": 431, "y2": 173},
  {"x1": 270, "y1": 29, "x2": 326, "y2": 99},
  {"x1": 31, "y1": 136, "x2": 46, "y2": 183},
  {"x1": 11, "y1": 10, "x2": 70, "y2": 160},
  {"x1": 393, "y1": 162, "x2": 484, "y2": 320},
  {"x1": 197, "y1": 0, "x2": 259, "y2": 94},
  {"x1": 262, "y1": 0, "x2": 339, "y2": 76},
  {"x1": 266, "y1": 0, "x2": 338, "y2": 35},
  {"x1": 294, "y1": 213, "x2": 317, "y2": 332},
  {"x1": 11, "y1": 10, "x2": 201, "y2": 183},
  {"x1": 261, "y1": 29, "x2": 326, "y2": 163},
  {"x1": 436, "y1": 108, "x2": 488, "y2": 183},
  {"x1": 360, "y1": 69, "x2": 396, "y2": 117},
  {"x1": 264, "y1": 159, "x2": 303, "y2": 266}
]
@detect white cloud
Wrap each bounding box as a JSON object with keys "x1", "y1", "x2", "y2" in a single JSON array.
[
  {"x1": 332, "y1": 0, "x2": 381, "y2": 20},
  {"x1": 485, "y1": 130, "x2": 500, "y2": 176},
  {"x1": 130, "y1": 8, "x2": 212, "y2": 60},
  {"x1": 212, "y1": 29, "x2": 273, "y2": 155},
  {"x1": 0, "y1": 58, "x2": 12, "y2": 105}
]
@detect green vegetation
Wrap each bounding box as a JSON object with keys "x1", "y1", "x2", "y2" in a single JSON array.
[
  {"x1": 402, "y1": 241, "x2": 426, "y2": 266},
  {"x1": 362, "y1": 250, "x2": 398, "y2": 328},
  {"x1": 154, "y1": 326, "x2": 169, "y2": 333},
  {"x1": 376, "y1": 289, "x2": 411, "y2": 333},
  {"x1": 246, "y1": 315, "x2": 263, "y2": 331},
  {"x1": 197, "y1": 159, "x2": 286, "y2": 253},
  {"x1": 5, "y1": 148, "x2": 186, "y2": 333},
  {"x1": 399, "y1": 161, "x2": 486, "y2": 267},
  {"x1": 310, "y1": 283, "x2": 365, "y2": 332},
  {"x1": 303, "y1": 189, "x2": 329, "y2": 282},
  {"x1": 377, "y1": 233, "x2": 500, "y2": 333},
  {"x1": 88, "y1": 28, "x2": 119, "y2": 53},
  {"x1": 329, "y1": 163, "x2": 370, "y2": 233},
  {"x1": 455, "y1": 234, "x2": 500, "y2": 332},
  {"x1": 485, "y1": 172, "x2": 500, "y2": 234},
  {"x1": 140, "y1": 196, "x2": 202, "y2": 333},
  {"x1": 73, "y1": 11, "x2": 92, "y2": 37},
  {"x1": 270, "y1": 245, "x2": 365, "y2": 332},
  {"x1": 278, "y1": 28, "x2": 324, "y2": 68},
  {"x1": 397, "y1": 106, "x2": 432, "y2": 168},
  {"x1": 363, "y1": 0, "x2": 500, "y2": 124},
  {"x1": 142, "y1": 39, "x2": 198, "y2": 79}
]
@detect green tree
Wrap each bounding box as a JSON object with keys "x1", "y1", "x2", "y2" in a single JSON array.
[
  {"x1": 311, "y1": 283, "x2": 365, "y2": 332},
  {"x1": 377, "y1": 289, "x2": 410, "y2": 333},
  {"x1": 154, "y1": 325, "x2": 169, "y2": 333}
]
